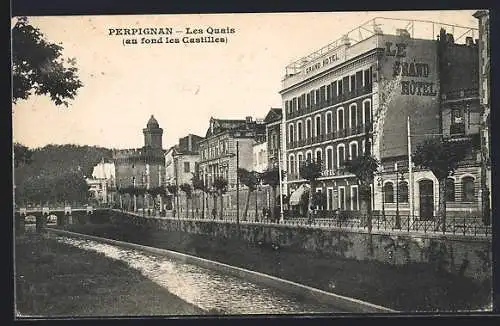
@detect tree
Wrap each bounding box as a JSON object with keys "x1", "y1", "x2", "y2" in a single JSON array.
[
  {"x1": 179, "y1": 183, "x2": 193, "y2": 219},
  {"x1": 12, "y1": 17, "x2": 83, "y2": 106},
  {"x1": 261, "y1": 166, "x2": 285, "y2": 222},
  {"x1": 412, "y1": 138, "x2": 471, "y2": 232},
  {"x1": 166, "y1": 184, "x2": 178, "y2": 214},
  {"x1": 213, "y1": 177, "x2": 228, "y2": 220},
  {"x1": 237, "y1": 168, "x2": 259, "y2": 221},
  {"x1": 299, "y1": 158, "x2": 323, "y2": 222},
  {"x1": 13, "y1": 143, "x2": 33, "y2": 168},
  {"x1": 147, "y1": 186, "x2": 167, "y2": 214},
  {"x1": 191, "y1": 172, "x2": 206, "y2": 219},
  {"x1": 344, "y1": 154, "x2": 379, "y2": 231}
]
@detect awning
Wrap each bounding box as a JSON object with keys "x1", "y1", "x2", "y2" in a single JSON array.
[{"x1": 289, "y1": 184, "x2": 310, "y2": 206}]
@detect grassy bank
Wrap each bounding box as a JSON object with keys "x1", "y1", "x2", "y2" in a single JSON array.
[
  {"x1": 57, "y1": 222, "x2": 492, "y2": 312},
  {"x1": 15, "y1": 233, "x2": 206, "y2": 317}
]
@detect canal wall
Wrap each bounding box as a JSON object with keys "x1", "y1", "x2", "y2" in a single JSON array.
[{"x1": 106, "y1": 210, "x2": 492, "y2": 282}]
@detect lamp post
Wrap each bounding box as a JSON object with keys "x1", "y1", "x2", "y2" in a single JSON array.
[
  {"x1": 377, "y1": 176, "x2": 385, "y2": 219},
  {"x1": 395, "y1": 168, "x2": 405, "y2": 229}
]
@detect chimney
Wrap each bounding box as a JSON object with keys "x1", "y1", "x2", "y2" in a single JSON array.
[
  {"x1": 245, "y1": 116, "x2": 252, "y2": 123},
  {"x1": 466, "y1": 36, "x2": 474, "y2": 46}
]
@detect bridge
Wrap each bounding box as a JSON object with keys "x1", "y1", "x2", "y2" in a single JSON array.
[{"x1": 14, "y1": 205, "x2": 102, "y2": 233}]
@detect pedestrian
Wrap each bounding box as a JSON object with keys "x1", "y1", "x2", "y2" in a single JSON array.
[{"x1": 212, "y1": 208, "x2": 217, "y2": 220}]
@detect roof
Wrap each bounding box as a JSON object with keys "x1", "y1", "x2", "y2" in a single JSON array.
[
  {"x1": 146, "y1": 115, "x2": 160, "y2": 129},
  {"x1": 205, "y1": 117, "x2": 249, "y2": 138},
  {"x1": 263, "y1": 108, "x2": 282, "y2": 124}
]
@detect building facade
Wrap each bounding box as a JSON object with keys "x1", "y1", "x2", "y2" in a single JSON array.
[
  {"x1": 473, "y1": 10, "x2": 492, "y2": 219},
  {"x1": 252, "y1": 140, "x2": 268, "y2": 173},
  {"x1": 198, "y1": 116, "x2": 265, "y2": 212},
  {"x1": 86, "y1": 159, "x2": 116, "y2": 204},
  {"x1": 281, "y1": 18, "x2": 482, "y2": 219},
  {"x1": 113, "y1": 116, "x2": 165, "y2": 209}
]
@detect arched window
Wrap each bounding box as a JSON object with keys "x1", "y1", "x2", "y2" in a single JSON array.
[
  {"x1": 306, "y1": 118, "x2": 312, "y2": 139},
  {"x1": 446, "y1": 178, "x2": 455, "y2": 202},
  {"x1": 384, "y1": 182, "x2": 394, "y2": 203},
  {"x1": 399, "y1": 181, "x2": 408, "y2": 203},
  {"x1": 325, "y1": 112, "x2": 333, "y2": 135},
  {"x1": 315, "y1": 148, "x2": 323, "y2": 164},
  {"x1": 288, "y1": 124, "x2": 294, "y2": 143},
  {"x1": 349, "y1": 103, "x2": 358, "y2": 128},
  {"x1": 306, "y1": 151, "x2": 312, "y2": 162},
  {"x1": 337, "y1": 144, "x2": 345, "y2": 168},
  {"x1": 297, "y1": 153, "x2": 303, "y2": 175},
  {"x1": 349, "y1": 141, "x2": 358, "y2": 160},
  {"x1": 315, "y1": 115, "x2": 322, "y2": 137},
  {"x1": 363, "y1": 100, "x2": 372, "y2": 125},
  {"x1": 289, "y1": 154, "x2": 295, "y2": 177},
  {"x1": 326, "y1": 147, "x2": 334, "y2": 170},
  {"x1": 462, "y1": 176, "x2": 475, "y2": 202},
  {"x1": 337, "y1": 108, "x2": 345, "y2": 131},
  {"x1": 297, "y1": 121, "x2": 303, "y2": 141}
]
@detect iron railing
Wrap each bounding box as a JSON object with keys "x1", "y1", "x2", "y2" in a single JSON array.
[{"x1": 115, "y1": 207, "x2": 491, "y2": 237}]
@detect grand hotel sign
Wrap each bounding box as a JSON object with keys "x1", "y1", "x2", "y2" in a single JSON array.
[{"x1": 303, "y1": 45, "x2": 347, "y2": 76}]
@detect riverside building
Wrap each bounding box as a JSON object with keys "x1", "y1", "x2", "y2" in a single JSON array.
[{"x1": 281, "y1": 17, "x2": 481, "y2": 219}]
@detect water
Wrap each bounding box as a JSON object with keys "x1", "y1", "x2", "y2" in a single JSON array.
[{"x1": 55, "y1": 236, "x2": 343, "y2": 315}]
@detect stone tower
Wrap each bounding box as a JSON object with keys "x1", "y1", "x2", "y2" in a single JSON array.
[{"x1": 143, "y1": 115, "x2": 163, "y2": 149}]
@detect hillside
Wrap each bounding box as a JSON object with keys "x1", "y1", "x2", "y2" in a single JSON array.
[{"x1": 14, "y1": 144, "x2": 114, "y2": 205}]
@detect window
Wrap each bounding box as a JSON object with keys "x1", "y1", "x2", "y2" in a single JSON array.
[
  {"x1": 183, "y1": 162, "x2": 190, "y2": 173},
  {"x1": 315, "y1": 149, "x2": 322, "y2": 164},
  {"x1": 315, "y1": 115, "x2": 322, "y2": 137},
  {"x1": 349, "y1": 104, "x2": 358, "y2": 128},
  {"x1": 337, "y1": 144, "x2": 345, "y2": 168},
  {"x1": 289, "y1": 154, "x2": 295, "y2": 176},
  {"x1": 297, "y1": 121, "x2": 303, "y2": 141},
  {"x1": 337, "y1": 108, "x2": 345, "y2": 130},
  {"x1": 350, "y1": 75, "x2": 356, "y2": 92},
  {"x1": 306, "y1": 93, "x2": 311, "y2": 107},
  {"x1": 326, "y1": 112, "x2": 333, "y2": 134},
  {"x1": 319, "y1": 86, "x2": 326, "y2": 103},
  {"x1": 351, "y1": 186, "x2": 359, "y2": 210},
  {"x1": 297, "y1": 153, "x2": 303, "y2": 174},
  {"x1": 326, "y1": 84, "x2": 331, "y2": 101},
  {"x1": 363, "y1": 100, "x2": 372, "y2": 125},
  {"x1": 306, "y1": 151, "x2": 312, "y2": 162},
  {"x1": 462, "y1": 176, "x2": 475, "y2": 201},
  {"x1": 364, "y1": 69, "x2": 371, "y2": 87},
  {"x1": 306, "y1": 119, "x2": 312, "y2": 139},
  {"x1": 339, "y1": 187, "x2": 346, "y2": 210},
  {"x1": 331, "y1": 81, "x2": 337, "y2": 98},
  {"x1": 446, "y1": 178, "x2": 455, "y2": 202},
  {"x1": 315, "y1": 89, "x2": 320, "y2": 104},
  {"x1": 326, "y1": 147, "x2": 334, "y2": 170},
  {"x1": 399, "y1": 181, "x2": 408, "y2": 203},
  {"x1": 338, "y1": 79, "x2": 343, "y2": 95},
  {"x1": 384, "y1": 182, "x2": 394, "y2": 203},
  {"x1": 349, "y1": 141, "x2": 358, "y2": 159},
  {"x1": 289, "y1": 124, "x2": 294, "y2": 143}
]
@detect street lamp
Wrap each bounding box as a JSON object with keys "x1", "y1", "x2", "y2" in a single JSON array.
[{"x1": 377, "y1": 176, "x2": 385, "y2": 220}]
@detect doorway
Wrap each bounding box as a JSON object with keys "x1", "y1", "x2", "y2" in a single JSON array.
[{"x1": 419, "y1": 179, "x2": 434, "y2": 220}]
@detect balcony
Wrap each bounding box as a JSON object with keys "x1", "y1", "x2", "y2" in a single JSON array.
[
  {"x1": 450, "y1": 123, "x2": 466, "y2": 136},
  {"x1": 287, "y1": 124, "x2": 371, "y2": 149}
]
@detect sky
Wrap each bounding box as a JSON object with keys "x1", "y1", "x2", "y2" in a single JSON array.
[{"x1": 12, "y1": 10, "x2": 480, "y2": 150}]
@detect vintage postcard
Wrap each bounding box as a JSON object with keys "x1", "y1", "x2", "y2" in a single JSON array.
[{"x1": 12, "y1": 10, "x2": 493, "y2": 318}]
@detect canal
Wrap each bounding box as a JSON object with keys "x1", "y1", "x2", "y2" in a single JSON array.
[{"x1": 54, "y1": 235, "x2": 345, "y2": 315}]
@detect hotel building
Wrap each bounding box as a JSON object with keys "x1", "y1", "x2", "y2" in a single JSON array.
[{"x1": 281, "y1": 18, "x2": 481, "y2": 218}]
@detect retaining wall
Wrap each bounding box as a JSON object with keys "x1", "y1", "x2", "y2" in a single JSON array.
[{"x1": 106, "y1": 210, "x2": 493, "y2": 282}]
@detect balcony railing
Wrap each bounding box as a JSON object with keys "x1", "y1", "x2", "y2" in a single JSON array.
[
  {"x1": 285, "y1": 85, "x2": 372, "y2": 120},
  {"x1": 287, "y1": 124, "x2": 372, "y2": 149}
]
